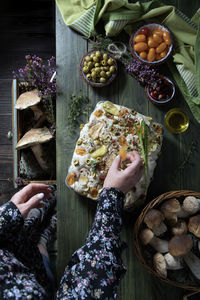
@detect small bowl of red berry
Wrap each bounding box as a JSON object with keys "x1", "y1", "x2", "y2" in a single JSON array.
[{"x1": 145, "y1": 76, "x2": 175, "y2": 105}]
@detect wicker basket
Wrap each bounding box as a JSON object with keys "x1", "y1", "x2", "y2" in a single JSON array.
[{"x1": 134, "y1": 190, "x2": 200, "y2": 291}]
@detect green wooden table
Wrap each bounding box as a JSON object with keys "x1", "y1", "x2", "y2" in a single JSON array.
[{"x1": 56, "y1": 1, "x2": 200, "y2": 299}]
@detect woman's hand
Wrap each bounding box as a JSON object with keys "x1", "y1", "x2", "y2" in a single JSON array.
[
  {"x1": 11, "y1": 183, "x2": 52, "y2": 218},
  {"x1": 103, "y1": 151, "x2": 144, "y2": 194}
]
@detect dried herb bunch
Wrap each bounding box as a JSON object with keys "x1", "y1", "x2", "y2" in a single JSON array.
[
  {"x1": 13, "y1": 55, "x2": 56, "y2": 129},
  {"x1": 67, "y1": 92, "x2": 93, "y2": 134}
]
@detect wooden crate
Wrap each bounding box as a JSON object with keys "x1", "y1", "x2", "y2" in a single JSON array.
[{"x1": 12, "y1": 79, "x2": 56, "y2": 187}]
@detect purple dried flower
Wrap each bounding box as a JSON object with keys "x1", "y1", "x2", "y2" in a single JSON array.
[
  {"x1": 13, "y1": 55, "x2": 56, "y2": 101},
  {"x1": 124, "y1": 58, "x2": 163, "y2": 89}
]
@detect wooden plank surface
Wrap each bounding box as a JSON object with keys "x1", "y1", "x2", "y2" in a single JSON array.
[{"x1": 56, "y1": 1, "x2": 200, "y2": 299}]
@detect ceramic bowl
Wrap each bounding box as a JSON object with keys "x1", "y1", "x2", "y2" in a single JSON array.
[
  {"x1": 130, "y1": 23, "x2": 173, "y2": 65},
  {"x1": 79, "y1": 50, "x2": 118, "y2": 87},
  {"x1": 145, "y1": 76, "x2": 175, "y2": 105}
]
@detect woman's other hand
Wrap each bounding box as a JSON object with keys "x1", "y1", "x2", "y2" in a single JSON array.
[
  {"x1": 11, "y1": 183, "x2": 51, "y2": 218},
  {"x1": 103, "y1": 151, "x2": 144, "y2": 194}
]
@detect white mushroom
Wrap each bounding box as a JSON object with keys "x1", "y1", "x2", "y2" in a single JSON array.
[
  {"x1": 188, "y1": 214, "x2": 200, "y2": 238},
  {"x1": 153, "y1": 253, "x2": 167, "y2": 278},
  {"x1": 171, "y1": 219, "x2": 187, "y2": 235},
  {"x1": 168, "y1": 234, "x2": 200, "y2": 280},
  {"x1": 140, "y1": 228, "x2": 168, "y2": 253},
  {"x1": 183, "y1": 196, "x2": 200, "y2": 215},
  {"x1": 184, "y1": 251, "x2": 200, "y2": 280},
  {"x1": 16, "y1": 127, "x2": 53, "y2": 173},
  {"x1": 144, "y1": 209, "x2": 167, "y2": 236},
  {"x1": 161, "y1": 198, "x2": 191, "y2": 219},
  {"x1": 164, "y1": 253, "x2": 183, "y2": 270},
  {"x1": 168, "y1": 234, "x2": 193, "y2": 257},
  {"x1": 160, "y1": 198, "x2": 180, "y2": 226},
  {"x1": 15, "y1": 89, "x2": 43, "y2": 121}
]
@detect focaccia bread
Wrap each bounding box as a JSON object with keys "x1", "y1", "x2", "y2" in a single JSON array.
[{"x1": 66, "y1": 101, "x2": 162, "y2": 209}]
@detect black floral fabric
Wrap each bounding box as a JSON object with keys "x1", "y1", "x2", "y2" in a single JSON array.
[
  {"x1": 57, "y1": 188, "x2": 127, "y2": 299},
  {"x1": 0, "y1": 187, "x2": 126, "y2": 299}
]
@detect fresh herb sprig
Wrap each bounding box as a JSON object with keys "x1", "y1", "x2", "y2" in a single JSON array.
[
  {"x1": 90, "y1": 160, "x2": 99, "y2": 174},
  {"x1": 67, "y1": 92, "x2": 92, "y2": 134},
  {"x1": 134, "y1": 120, "x2": 149, "y2": 186}
]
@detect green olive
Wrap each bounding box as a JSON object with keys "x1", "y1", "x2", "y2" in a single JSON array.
[
  {"x1": 95, "y1": 63, "x2": 100, "y2": 67},
  {"x1": 85, "y1": 56, "x2": 92, "y2": 62},
  {"x1": 107, "y1": 58, "x2": 114, "y2": 65},
  {"x1": 100, "y1": 70, "x2": 106, "y2": 77},
  {"x1": 90, "y1": 53, "x2": 95, "y2": 58},
  {"x1": 103, "y1": 53, "x2": 108, "y2": 60},
  {"x1": 106, "y1": 71, "x2": 111, "y2": 78},
  {"x1": 103, "y1": 66, "x2": 109, "y2": 71},
  {"x1": 88, "y1": 62, "x2": 94, "y2": 69},
  {"x1": 93, "y1": 56, "x2": 99, "y2": 63},
  {"x1": 86, "y1": 74, "x2": 92, "y2": 80},
  {"x1": 110, "y1": 66, "x2": 116, "y2": 73},
  {"x1": 91, "y1": 71, "x2": 97, "y2": 78},
  {"x1": 83, "y1": 66, "x2": 89, "y2": 74},
  {"x1": 83, "y1": 61, "x2": 88, "y2": 67},
  {"x1": 92, "y1": 77, "x2": 97, "y2": 82},
  {"x1": 91, "y1": 68, "x2": 95, "y2": 73},
  {"x1": 100, "y1": 77, "x2": 106, "y2": 83},
  {"x1": 95, "y1": 51, "x2": 101, "y2": 57},
  {"x1": 101, "y1": 60, "x2": 107, "y2": 66},
  {"x1": 95, "y1": 67, "x2": 101, "y2": 74}
]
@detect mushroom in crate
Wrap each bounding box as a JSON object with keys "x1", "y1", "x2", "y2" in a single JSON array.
[
  {"x1": 16, "y1": 127, "x2": 53, "y2": 176},
  {"x1": 15, "y1": 89, "x2": 43, "y2": 121}
]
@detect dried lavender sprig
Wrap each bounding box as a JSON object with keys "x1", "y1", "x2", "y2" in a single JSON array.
[
  {"x1": 124, "y1": 58, "x2": 163, "y2": 89},
  {"x1": 13, "y1": 55, "x2": 56, "y2": 101},
  {"x1": 13, "y1": 54, "x2": 56, "y2": 127}
]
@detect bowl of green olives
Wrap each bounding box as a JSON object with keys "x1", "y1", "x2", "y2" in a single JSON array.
[{"x1": 79, "y1": 50, "x2": 118, "y2": 87}]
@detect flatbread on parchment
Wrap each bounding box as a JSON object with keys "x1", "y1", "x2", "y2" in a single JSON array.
[{"x1": 66, "y1": 101, "x2": 162, "y2": 209}]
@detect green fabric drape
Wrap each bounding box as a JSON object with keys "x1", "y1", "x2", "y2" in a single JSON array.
[{"x1": 56, "y1": 0, "x2": 200, "y2": 122}]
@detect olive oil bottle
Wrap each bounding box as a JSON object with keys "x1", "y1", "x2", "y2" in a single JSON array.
[{"x1": 164, "y1": 108, "x2": 189, "y2": 133}]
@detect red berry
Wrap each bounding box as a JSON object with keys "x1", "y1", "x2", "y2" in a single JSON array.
[
  {"x1": 139, "y1": 27, "x2": 149, "y2": 36},
  {"x1": 132, "y1": 141, "x2": 137, "y2": 145},
  {"x1": 158, "y1": 94, "x2": 164, "y2": 100},
  {"x1": 150, "y1": 92, "x2": 156, "y2": 99}
]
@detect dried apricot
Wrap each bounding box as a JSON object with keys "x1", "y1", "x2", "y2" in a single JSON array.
[
  {"x1": 118, "y1": 136, "x2": 127, "y2": 147},
  {"x1": 90, "y1": 187, "x2": 98, "y2": 198},
  {"x1": 67, "y1": 173, "x2": 76, "y2": 186},
  {"x1": 118, "y1": 109, "x2": 128, "y2": 118},
  {"x1": 94, "y1": 110, "x2": 103, "y2": 117},
  {"x1": 119, "y1": 148, "x2": 127, "y2": 161},
  {"x1": 76, "y1": 148, "x2": 87, "y2": 156}
]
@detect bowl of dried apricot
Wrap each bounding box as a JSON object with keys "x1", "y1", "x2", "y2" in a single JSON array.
[{"x1": 130, "y1": 23, "x2": 173, "y2": 65}]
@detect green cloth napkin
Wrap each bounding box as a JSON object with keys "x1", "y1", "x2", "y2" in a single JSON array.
[{"x1": 56, "y1": 0, "x2": 200, "y2": 123}]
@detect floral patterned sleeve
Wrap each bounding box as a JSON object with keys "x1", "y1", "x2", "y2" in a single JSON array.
[
  {"x1": 57, "y1": 187, "x2": 127, "y2": 300},
  {"x1": 0, "y1": 201, "x2": 24, "y2": 242}
]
